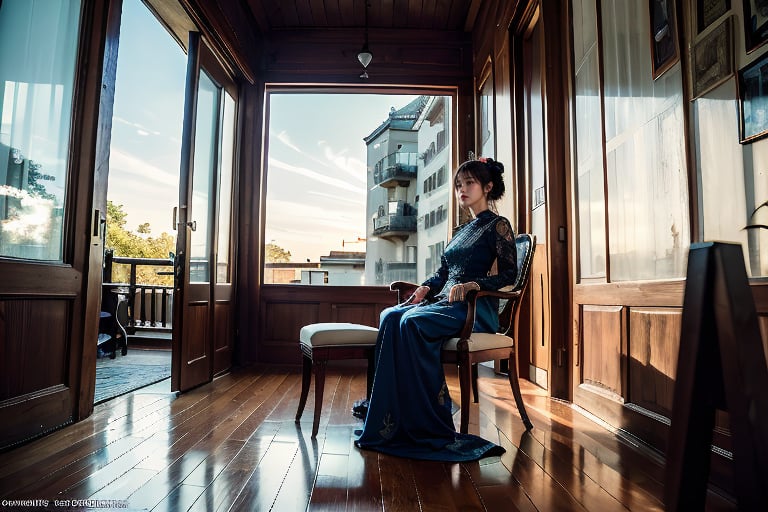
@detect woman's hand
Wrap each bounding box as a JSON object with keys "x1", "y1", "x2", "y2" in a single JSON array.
[
  {"x1": 409, "y1": 285, "x2": 430, "y2": 304},
  {"x1": 448, "y1": 282, "x2": 480, "y2": 302}
]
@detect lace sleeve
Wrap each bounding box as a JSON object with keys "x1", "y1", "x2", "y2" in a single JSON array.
[{"x1": 475, "y1": 217, "x2": 518, "y2": 290}]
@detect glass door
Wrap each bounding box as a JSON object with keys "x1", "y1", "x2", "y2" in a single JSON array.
[{"x1": 172, "y1": 33, "x2": 237, "y2": 392}]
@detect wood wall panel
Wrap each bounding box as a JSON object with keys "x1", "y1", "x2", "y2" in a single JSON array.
[
  {"x1": 530, "y1": 248, "x2": 550, "y2": 368},
  {"x1": 1, "y1": 386, "x2": 72, "y2": 450},
  {"x1": 262, "y1": 302, "x2": 321, "y2": 345},
  {"x1": 0, "y1": 299, "x2": 69, "y2": 401},
  {"x1": 580, "y1": 305, "x2": 623, "y2": 397},
  {"x1": 180, "y1": 303, "x2": 210, "y2": 391},
  {"x1": 258, "y1": 285, "x2": 397, "y2": 364},
  {"x1": 0, "y1": 298, "x2": 73, "y2": 448},
  {"x1": 214, "y1": 302, "x2": 232, "y2": 351},
  {"x1": 213, "y1": 301, "x2": 232, "y2": 375},
  {"x1": 185, "y1": 303, "x2": 210, "y2": 361},
  {"x1": 627, "y1": 307, "x2": 682, "y2": 416},
  {"x1": 331, "y1": 303, "x2": 380, "y2": 326},
  {"x1": 574, "y1": 280, "x2": 685, "y2": 307}
]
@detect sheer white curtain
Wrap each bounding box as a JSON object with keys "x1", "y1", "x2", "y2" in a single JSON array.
[
  {"x1": 601, "y1": 0, "x2": 690, "y2": 281},
  {"x1": 0, "y1": 0, "x2": 81, "y2": 260}
]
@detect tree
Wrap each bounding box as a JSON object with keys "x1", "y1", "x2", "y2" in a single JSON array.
[
  {"x1": 105, "y1": 201, "x2": 175, "y2": 286},
  {"x1": 265, "y1": 242, "x2": 291, "y2": 263}
]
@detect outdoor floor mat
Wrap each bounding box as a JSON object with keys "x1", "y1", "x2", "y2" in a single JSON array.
[{"x1": 94, "y1": 362, "x2": 171, "y2": 404}]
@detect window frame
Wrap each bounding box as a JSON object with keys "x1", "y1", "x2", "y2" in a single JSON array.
[{"x1": 260, "y1": 85, "x2": 459, "y2": 287}]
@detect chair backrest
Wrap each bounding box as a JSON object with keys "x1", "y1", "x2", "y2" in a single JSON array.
[
  {"x1": 498, "y1": 233, "x2": 536, "y2": 335},
  {"x1": 513, "y1": 233, "x2": 535, "y2": 292}
]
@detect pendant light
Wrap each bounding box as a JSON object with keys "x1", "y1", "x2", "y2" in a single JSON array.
[{"x1": 357, "y1": 1, "x2": 372, "y2": 78}]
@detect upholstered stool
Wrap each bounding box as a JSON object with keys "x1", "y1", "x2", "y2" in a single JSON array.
[{"x1": 295, "y1": 322, "x2": 379, "y2": 438}]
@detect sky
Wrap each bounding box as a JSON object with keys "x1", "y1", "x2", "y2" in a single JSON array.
[{"x1": 109, "y1": 0, "x2": 417, "y2": 262}]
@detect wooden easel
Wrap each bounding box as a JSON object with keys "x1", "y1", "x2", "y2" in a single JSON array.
[{"x1": 665, "y1": 242, "x2": 768, "y2": 510}]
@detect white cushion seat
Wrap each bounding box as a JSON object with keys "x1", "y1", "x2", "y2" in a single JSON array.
[{"x1": 300, "y1": 322, "x2": 379, "y2": 349}]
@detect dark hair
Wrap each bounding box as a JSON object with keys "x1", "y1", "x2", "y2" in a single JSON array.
[{"x1": 453, "y1": 157, "x2": 505, "y2": 201}]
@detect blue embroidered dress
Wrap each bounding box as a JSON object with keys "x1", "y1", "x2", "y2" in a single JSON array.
[{"x1": 355, "y1": 210, "x2": 517, "y2": 461}]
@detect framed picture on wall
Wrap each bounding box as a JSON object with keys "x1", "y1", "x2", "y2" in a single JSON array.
[
  {"x1": 697, "y1": 0, "x2": 730, "y2": 34},
  {"x1": 649, "y1": 0, "x2": 680, "y2": 79},
  {"x1": 743, "y1": 0, "x2": 768, "y2": 52},
  {"x1": 738, "y1": 52, "x2": 768, "y2": 143},
  {"x1": 692, "y1": 17, "x2": 734, "y2": 99}
]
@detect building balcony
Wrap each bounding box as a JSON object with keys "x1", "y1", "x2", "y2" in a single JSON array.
[
  {"x1": 373, "y1": 152, "x2": 419, "y2": 188},
  {"x1": 383, "y1": 262, "x2": 417, "y2": 284},
  {"x1": 373, "y1": 213, "x2": 417, "y2": 239}
]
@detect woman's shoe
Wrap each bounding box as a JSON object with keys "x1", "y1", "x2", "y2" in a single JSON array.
[{"x1": 352, "y1": 398, "x2": 369, "y2": 419}]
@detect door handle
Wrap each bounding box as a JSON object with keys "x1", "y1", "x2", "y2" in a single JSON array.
[
  {"x1": 174, "y1": 250, "x2": 185, "y2": 290},
  {"x1": 172, "y1": 207, "x2": 177, "y2": 230},
  {"x1": 187, "y1": 220, "x2": 197, "y2": 231}
]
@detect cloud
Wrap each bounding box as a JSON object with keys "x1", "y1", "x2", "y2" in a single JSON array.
[
  {"x1": 320, "y1": 142, "x2": 366, "y2": 183},
  {"x1": 268, "y1": 157, "x2": 364, "y2": 194},
  {"x1": 274, "y1": 130, "x2": 367, "y2": 184},
  {"x1": 275, "y1": 130, "x2": 302, "y2": 153},
  {"x1": 308, "y1": 190, "x2": 364, "y2": 206},
  {"x1": 113, "y1": 116, "x2": 161, "y2": 136},
  {"x1": 109, "y1": 148, "x2": 178, "y2": 188}
]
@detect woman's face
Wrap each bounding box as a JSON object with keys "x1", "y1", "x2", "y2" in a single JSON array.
[{"x1": 454, "y1": 171, "x2": 490, "y2": 214}]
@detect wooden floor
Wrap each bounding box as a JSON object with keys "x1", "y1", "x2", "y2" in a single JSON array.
[{"x1": 0, "y1": 363, "x2": 736, "y2": 511}]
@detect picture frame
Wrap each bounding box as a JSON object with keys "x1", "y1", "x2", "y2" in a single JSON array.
[
  {"x1": 692, "y1": 17, "x2": 734, "y2": 99},
  {"x1": 697, "y1": 0, "x2": 730, "y2": 34},
  {"x1": 649, "y1": 0, "x2": 680, "y2": 80},
  {"x1": 743, "y1": 0, "x2": 768, "y2": 53},
  {"x1": 738, "y1": 52, "x2": 768, "y2": 143}
]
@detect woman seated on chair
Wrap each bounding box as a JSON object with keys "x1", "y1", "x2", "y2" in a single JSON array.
[{"x1": 354, "y1": 157, "x2": 518, "y2": 462}]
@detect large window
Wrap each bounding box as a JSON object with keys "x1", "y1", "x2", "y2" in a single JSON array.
[
  {"x1": 263, "y1": 91, "x2": 453, "y2": 286},
  {"x1": 0, "y1": 0, "x2": 81, "y2": 261},
  {"x1": 573, "y1": 0, "x2": 605, "y2": 280},
  {"x1": 572, "y1": 0, "x2": 690, "y2": 282}
]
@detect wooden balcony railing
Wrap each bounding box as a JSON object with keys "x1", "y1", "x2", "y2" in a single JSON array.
[{"x1": 102, "y1": 250, "x2": 174, "y2": 333}]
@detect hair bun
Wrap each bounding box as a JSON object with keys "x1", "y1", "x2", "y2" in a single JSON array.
[{"x1": 485, "y1": 157, "x2": 504, "y2": 175}]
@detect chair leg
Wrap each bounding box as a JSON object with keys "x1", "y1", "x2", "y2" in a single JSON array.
[
  {"x1": 507, "y1": 356, "x2": 533, "y2": 430},
  {"x1": 312, "y1": 359, "x2": 327, "y2": 438},
  {"x1": 295, "y1": 353, "x2": 312, "y2": 422},
  {"x1": 457, "y1": 355, "x2": 472, "y2": 434},
  {"x1": 471, "y1": 363, "x2": 479, "y2": 403}
]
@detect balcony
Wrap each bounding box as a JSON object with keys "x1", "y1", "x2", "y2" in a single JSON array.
[
  {"x1": 373, "y1": 152, "x2": 419, "y2": 188},
  {"x1": 103, "y1": 251, "x2": 174, "y2": 346},
  {"x1": 373, "y1": 212, "x2": 417, "y2": 239},
  {"x1": 373, "y1": 200, "x2": 417, "y2": 239},
  {"x1": 383, "y1": 262, "x2": 416, "y2": 284}
]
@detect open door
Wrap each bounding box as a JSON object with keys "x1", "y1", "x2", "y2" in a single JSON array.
[
  {"x1": 172, "y1": 32, "x2": 237, "y2": 392},
  {"x1": 521, "y1": 12, "x2": 551, "y2": 391},
  {"x1": 513, "y1": 1, "x2": 570, "y2": 398},
  {"x1": 0, "y1": 0, "x2": 118, "y2": 449}
]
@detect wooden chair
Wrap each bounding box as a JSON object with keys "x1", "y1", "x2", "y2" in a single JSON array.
[
  {"x1": 391, "y1": 233, "x2": 536, "y2": 434},
  {"x1": 295, "y1": 322, "x2": 379, "y2": 438}
]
